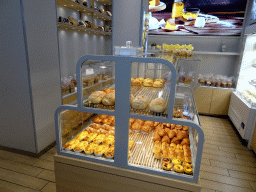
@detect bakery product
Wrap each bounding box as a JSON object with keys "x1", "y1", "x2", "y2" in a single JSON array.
[
  {"x1": 153, "y1": 132, "x2": 161, "y2": 142},
  {"x1": 131, "y1": 95, "x2": 149, "y2": 110},
  {"x1": 149, "y1": 0, "x2": 160, "y2": 6},
  {"x1": 184, "y1": 165, "x2": 193, "y2": 174},
  {"x1": 93, "y1": 117, "x2": 102, "y2": 124},
  {"x1": 162, "y1": 135, "x2": 170, "y2": 143},
  {"x1": 143, "y1": 79, "x2": 153, "y2": 87},
  {"x1": 101, "y1": 88, "x2": 115, "y2": 94},
  {"x1": 144, "y1": 121, "x2": 154, "y2": 127},
  {"x1": 132, "y1": 78, "x2": 142, "y2": 86},
  {"x1": 167, "y1": 130, "x2": 176, "y2": 139},
  {"x1": 149, "y1": 98, "x2": 167, "y2": 113},
  {"x1": 88, "y1": 91, "x2": 106, "y2": 104},
  {"x1": 163, "y1": 162, "x2": 173, "y2": 171},
  {"x1": 153, "y1": 80, "x2": 164, "y2": 88},
  {"x1": 165, "y1": 20, "x2": 177, "y2": 30},
  {"x1": 181, "y1": 138, "x2": 190, "y2": 145},
  {"x1": 102, "y1": 92, "x2": 115, "y2": 105},
  {"x1": 172, "y1": 158, "x2": 182, "y2": 165},
  {"x1": 134, "y1": 119, "x2": 144, "y2": 125},
  {"x1": 141, "y1": 125, "x2": 152, "y2": 134},
  {"x1": 130, "y1": 94, "x2": 134, "y2": 104},
  {"x1": 174, "y1": 165, "x2": 184, "y2": 173},
  {"x1": 158, "y1": 129, "x2": 167, "y2": 137},
  {"x1": 131, "y1": 123, "x2": 141, "y2": 132}
]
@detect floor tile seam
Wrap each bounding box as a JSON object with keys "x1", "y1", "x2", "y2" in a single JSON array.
[
  {"x1": 227, "y1": 169, "x2": 256, "y2": 182},
  {"x1": 39, "y1": 181, "x2": 51, "y2": 191},
  {"x1": 249, "y1": 181, "x2": 256, "y2": 190},
  {"x1": 202, "y1": 150, "x2": 237, "y2": 157},
  {"x1": 0, "y1": 156, "x2": 39, "y2": 167},
  {"x1": 199, "y1": 177, "x2": 254, "y2": 190},
  {"x1": 203, "y1": 139, "x2": 241, "y2": 145},
  {"x1": 199, "y1": 169, "x2": 229, "y2": 177},
  {"x1": 209, "y1": 159, "x2": 256, "y2": 169},
  {"x1": 204, "y1": 155, "x2": 256, "y2": 166},
  {"x1": 0, "y1": 166, "x2": 44, "y2": 179},
  {"x1": 205, "y1": 142, "x2": 247, "y2": 150},
  {"x1": 0, "y1": 178, "x2": 42, "y2": 191}
]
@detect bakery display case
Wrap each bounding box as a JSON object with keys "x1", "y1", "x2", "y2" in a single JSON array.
[
  {"x1": 54, "y1": 55, "x2": 204, "y2": 191},
  {"x1": 229, "y1": 34, "x2": 256, "y2": 148}
]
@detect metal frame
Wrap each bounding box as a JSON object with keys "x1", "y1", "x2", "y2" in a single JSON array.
[{"x1": 55, "y1": 55, "x2": 204, "y2": 183}]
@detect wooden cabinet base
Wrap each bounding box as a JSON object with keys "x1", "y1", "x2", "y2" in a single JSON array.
[{"x1": 54, "y1": 155, "x2": 201, "y2": 192}]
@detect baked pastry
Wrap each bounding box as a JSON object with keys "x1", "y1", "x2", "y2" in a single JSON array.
[
  {"x1": 174, "y1": 165, "x2": 184, "y2": 173},
  {"x1": 149, "y1": 98, "x2": 167, "y2": 113},
  {"x1": 154, "y1": 79, "x2": 165, "y2": 84},
  {"x1": 153, "y1": 81, "x2": 164, "y2": 88},
  {"x1": 183, "y1": 161, "x2": 192, "y2": 168},
  {"x1": 134, "y1": 119, "x2": 144, "y2": 125},
  {"x1": 74, "y1": 141, "x2": 88, "y2": 152},
  {"x1": 184, "y1": 165, "x2": 193, "y2": 175},
  {"x1": 172, "y1": 158, "x2": 182, "y2": 165},
  {"x1": 64, "y1": 139, "x2": 80, "y2": 150},
  {"x1": 171, "y1": 124, "x2": 176, "y2": 129},
  {"x1": 176, "y1": 125, "x2": 182, "y2": 130},
  {"x1": 130, "y1": 94, "x2": 134, "y2": 104},
  {"x1": 93, "y1": 117, "x2": 102, "y2": 124},
  {"x1": 176, "y1": 144, "x2": 183, "y2": 150},
  {"x1": 154, "y1": 151, "x2": 162, "y2": 159},
  {"x1": 143, "y1": 79, "x2": 153, "y2": 87},
  {"x1": 183, "y1": 126, "x2": 189, "y2": 131},
  {"x1": 170, "y1": 143, "x2": 177, "y2": 149},
  {"x1": 167, "y1": 130, "x2": 176, "y2": 139},
  {"x1": 132, "y1": 78, "x2": 142, "y2": 86},
  {"x1": 158, "y1": 129, "x2": 167, "y2": 137},
  {"x1": 90, "y1": 123, "x2": 102, "y2": 129},
  {"x1": 101, "y1": 88, "x2": 115, "y2": 94},
  {"x1": 102, "y1": 92, "x2": 115, "y2": 105},
  {"x1": 129, "y1": 140, "x2": 134, "y2": 149},
  {"x1": 162, "y1": 135, "x2": 170, "y2": 143},
  {"x1": 163, "y1": 162, "x2": 173, "y2": 171},
  {"x1": 105, "y1": 150, "x2": 114, "y2": 159},
  {"x1": 183, "y1": 144, "x2": 190, "y2": 150},
  {"x1": 131, "y1": 123, "x2": 141, "y2": 132},
  {"x1": 149, "y1": 0, "x2": 160, "y2": 6},
  {"x1": 144, "y1": 121, "x2": 154, "y2": 127},
  {"x1": 171, "y1": 137, "x2": 181, "y2": 144},
  {"x1": 88, "y1": 91, "x2": 106, "y2": 104},
  {"x1": 141, "y1": 125, "x2": 152, "y2": 134},
  {"x1": 162, "y1": 158, "x2": 171, "y2": 163},
  {"x1": 102, "y1": 118, "x2": 112, "y2": 125},
  {"x1": 153, "y1": 132, "x2": 161, "y2": 142},
  {"x1": 181, "y1": 138, "x2": 190, "y2": 145},
  {"x1": 154, "y1": 122, "x2": 160, "y2": 127},
  {"x1": 131, "y1": 95, "x2": 149, "y2": 110}
]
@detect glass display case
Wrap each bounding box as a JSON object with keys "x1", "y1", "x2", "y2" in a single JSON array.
[
  {"x1": 55, "y1": 55, "x2": 204, "y2": 184},
  {"x1": 236, "y1": 35, "x2": 256, "y2": 108}
]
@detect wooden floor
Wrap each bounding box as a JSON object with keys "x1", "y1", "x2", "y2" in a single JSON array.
[{"x1": 0, "y1": 115, "x2": 256, "y2": 192}]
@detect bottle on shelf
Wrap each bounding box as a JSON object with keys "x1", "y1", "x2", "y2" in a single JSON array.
[{"x1": 172, "y1": 0, "x2": 184, "y2": 18}]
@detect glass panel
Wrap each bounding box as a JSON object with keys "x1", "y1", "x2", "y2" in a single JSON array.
[
  {"x1": 130, "y1": 62, "x2": 170, "y2": 118},
  {"x1": 81, "y1": 60, "x2": 115, "y2": 111},
  {"x1": 129, "y1": 120, "x2": 194, "y2": 176},
  {"x1": 60, "y1": 109, "x2": 115, "y2": 161}
]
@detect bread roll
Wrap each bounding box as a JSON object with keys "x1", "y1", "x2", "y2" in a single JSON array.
[
  {"x1": 132, "y1": 79, "x2": 142, "y2": 86},
  {"x1": 131, "y1": 95, "x2": 149, "y2": 110},
  {"x1": 88, "y1": 91, "x2": 106, "y2": 104},
  {"x1": 162, "y1": 136, "x2": 170, "y2": 143},
  {"x1": 153, "y1": 81, "x2": 164, "y2": 88},
  {"x1": 149, "y1": 98, "x2": 167, "y2": 113},
  {"x1": 143, "y1": 79, "x2": 153, "y2": 87},
  {"x1": 102, "y1": 92, "x2": 115, "y2": 105}
]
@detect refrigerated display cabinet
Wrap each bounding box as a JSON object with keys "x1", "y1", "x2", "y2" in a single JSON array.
[
  {"x1": 54, "y1": 55, "x2": 204, "y2": 191},
  {"x1": 229, "y1": 34, "x2": 256, "y2": 149}
]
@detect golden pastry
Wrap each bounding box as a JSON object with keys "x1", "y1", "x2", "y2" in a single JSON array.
[
  {"x1": 163, "y1": 162, "x2": 173, "y2": 171},
  {"x1": 144, "y1": 121, "x2": 154, "y2": 127},
  {"x1": 131, "y1": 123, "x2": 141, "y2": 132},
  {"x1": 141, "y1": 125, "x2": 152, "y2": 133},
  {"x1": 154, "y1": 151, "x2": 162, "y2": 159},
  {"x1": 64, "y1": 139, "x2": 80, "y2": 150},
  {"x1": 101, "y1": 88, "x2": 115, "y2": 94},
  {"x1": 158, "y1": 129, "x2": 167, "y2": 137},
  {"x1": 183, "y1": 144, "x2": 190, "y2": 150},
  {"x1": 149, "y1": 98, "x2": 167, "y2": 113},
  {"x1": 99, "y1": 114, "x2": 109, "y2": 119},
  {"x1": 183, "y1": 161, "x2": 192, "y2": 168},
  {"x1": 153, "y1": 81, "x2": 164, "y2": 88},
  {"x1": 170, "y1": 143, "x2": 177, "y2": 149},
  {"x1": 167, "y1": 130, "x2": 176, "y2": 139},
  {"x1": 184, "y1": 165, "x2": 193, "y2": 174},
  {"x1": 174, "y1": 165, "x2": 184, "y2": 173},
  {"x1": 129, "y1": 139, "x2": 134, "y2": 149},
  {"x1": 172, "y1": 158, "x2": 182, "y2": 165},
  {"x1": 88, "y1": 91, "x2": 106, "y2": 104},
  {"x1": 171, "y1": 137, "x2": 181, "y2": 144},
  {"x1": 74, "y1": 141, "x2": 88, "y2": 152},
  {"x1": 176, "y1": 125, "x2": 183, "y2": 130},
  {"x1": 154, "y1": 122, "x2": 160, "y2": 127},
  {"x1": 162, "y1": 157, "x2": 171, "y2": 163},
  {"x1": 162, "y1": 135, "x2": 170, "y2": 144},
  {"x1": 183, "y1": 126, "x2": 188, "y2": 131},
  {"x1": 93, "y1": 117, "x2": 102, "y2": 124},
  {"x1": 135, "y1": 119, "x2": 144, "y2": 125},
  {"x1": 176, "y1": 144, "x2": 183, "y2": 150},
  {"x1": 171, "y1": 124, "x2": 176, "y2": 129},
  {"x1": 143, "y1": 79, "x2": 153, "y2": 87},
  {"x1": 153, "y1": 132, "x2": 161, "y2": 142},
  {"x1": 181, "y1": 138, "x2": 190, "y2": 145},
  {"x1": 184, "y1": 156, "x2": 192, "y2": 163},
  {"x1": 90, "y1": 123, "x2": 101, "y2": 129},
  {"x1": 105, "y1": 150, "x2": 114, "y2": 158}
]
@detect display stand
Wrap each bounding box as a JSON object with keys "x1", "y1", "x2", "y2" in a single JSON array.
[{"x1": 54, "y1": 55, "x2": 204, "y2": 191}]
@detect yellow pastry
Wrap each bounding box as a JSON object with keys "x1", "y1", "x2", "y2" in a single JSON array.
[
  {"x1": 74, "y1": 141, "x2": 88, "y2": 152},
  {"x1": 174, "y1": 165, "x2": 184, "y2": 173},
  {"x1": 165, "y1": 20, "x2": 177, "y2": 30},
  {"x1": 172, "y1": 158, "x2": 181, "y2": 165},
  {"x1": 64, "y1": 139, "x2": 80, "y2": 150},
  {"x1": 163, "y1": 162, "x2": 173, "y2": 171},
  {"x1": 184, "y1": 165, "x2": 193, "y2": 175},
  {"x1": 149, "y1": 0, "x2": 160, "y2": 6},
  {"x1": 129, "y1": 139, "x2": 134, "y2": 149}
]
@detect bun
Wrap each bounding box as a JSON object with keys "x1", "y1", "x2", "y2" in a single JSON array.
[
  {"x1": 162, "y1": 135, "x2": 170, "y2": 143},
  {"x1": 93, "y1": 117, "x2": 102, "y2": 123},
  {"x1": 132, "y1": 95, "x2": 149, "y2": 109},
  {"x1": 144, "y1": 121, "x2": 154, "y2": 127},
  {"x1": 88, "y1": 91, "x2": 106, "y2": 104},
  {"x1": 98, "y1": 115, "x2": 108, "y2": 119},
  {"x1": 132, "y1": 78, "x2": 142, "y2": 86},
  {"x1": 149, "y1": 98, "x2": 167, "y2": 113},
  {"x1": 102, "y1": 92, "x2": 115, "y2": 105},
  {"x1": 153, "y1": 81, "x2": 164, "y2": 88},
  {"x1": 135, "y1": 119, "x2": 144, "y2": 125},
  {"x1": 141, "y1": 125, "x2": 152, "y2": 133},
  {"x1": 181, "y1": 138, "x2": 190, "y2": 145},
  {"x1": 101, "y1": 88, "x2": 115, "y2": 94},
  {"x1": 171, "y1": 137, "x2": 181, "y2": 144},
  {"x1": 158, "y1": 129, "x2": 166, "y2": 137},
  {"x1": 143, "y1": 79, "x2": 153, "y2": 87},
  {"x1": 154, "y1": 122, "x2": 160, "y2": 127},
  {"x1": 153, "y1": 132, "x2": 161, "y2": 141},
  {"x1": 131, "y1": 123, "x2": 141, "y2": 131}
]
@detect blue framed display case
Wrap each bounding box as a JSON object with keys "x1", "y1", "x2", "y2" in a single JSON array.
[{"x1": 54, "y1": 55, "x2": 204, "y2": 183}]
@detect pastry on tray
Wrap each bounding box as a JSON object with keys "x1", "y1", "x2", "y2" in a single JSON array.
[
  {"x1": 153, "y1": 81, "x2": 164, "y2": 88},
  {"x1": 143, "y1": 79, "x2": 153, "y2": 87},
  {"x1": 149, "y1": 98, "x2": 167, "y2": 113},
  {"x1": 102, "y1": 92, "x2": 115, "y2": 105},
  {"x1": 131, "y1": 95, "x2": 149, "y2": 110},
  {"x1": 64, "y1": 139, "x2": 80, "y2": 150},
  {"x1": 101, "y1": 88, "x2": 115, "y2": 94},
  {"x1": 88, "y1": 91, "x2": 106, "y2": 104}
]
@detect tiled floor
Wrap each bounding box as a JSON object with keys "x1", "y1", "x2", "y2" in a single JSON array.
[{"x1": 0, "y1": 115, "x2": 256, "y2": 192}]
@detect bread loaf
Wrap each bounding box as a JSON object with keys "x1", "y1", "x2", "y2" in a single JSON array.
[
  {"x1": 102, "y1": 92, "x2": 115, "y2": 105},
  {"x1": 149, "y1": 98, "x2": 167, "y2": 113},
  {"x1": 131, "y1": 95, "x2": 149, "y2": 109},
  {"x1": 88, "y1": 91, "x2": 106, "y2": 104}
]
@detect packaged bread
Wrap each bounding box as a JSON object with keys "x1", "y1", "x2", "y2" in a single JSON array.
[
  {"x1": 88, "y1": 91, "x2": 106, "y2": 104},
  {"x1": 102, "y1": 92, "x2": 115, "y2": 105},
  {"x1": 149, "y1": 98, "x2": 167, "y2": 113},
  {"x1": 131, "y1": 95, "x2": 149, "y2": 110}
]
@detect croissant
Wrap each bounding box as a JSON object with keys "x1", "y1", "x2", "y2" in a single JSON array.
[
  {"x1": 176, "y1": 125, "x2": 183, "y2": 130},
  {"x1": 141, "y1": 125, "x2": 152, "y2": 133},
  {"x1": 165, "y1": 128, "x2": 171, "y2": 133},
  {"x1": 162, "y1": 135, "x2": 170, "y2": 144},
  {"x1": 102, "y1": 118, "x2": 111, "y2": 125},
  {"x1": 135, "y1": 119, "x2": 144, "y2": 125},
  {"x1": 171, "y1": 137, "x2": 181, "y2": 144},
  {"x1": 183, "y1": 144, "x2": 190, "y2": 150},
  {"x1": 182, "y1": 126, "x2": 189, "y2": 131},
  {"x1": 173, "y1": 129, "x2": 179, "y2": 135},
  {"x1": 131, "y1": 123, "x2": 141, "y2": 131},
  {"x1": 158, "y1": 129, "x2": 167, "y2": 137},
  {"x1": 144, "y1": 121, "x2": 154, "y2": 127},
  {"x1": 176, "y1": 132, "x2": 186, "y2": 140},
  {"x1": 111, "y1": 120, "x2": 115, "y2": 126},
  {"x1": 176, "y1": 144, "x2": 183, "y2": 150},
  {"x1": 155, "y1": 124, "x2": 164, "y2": 130},
  {"x1": 154, "y1": 122, "x2": 160, "y2": 127},
  {"x1": 99, "y1": 114, "x2": 108, "y2": 119},
  {"x1": 153, "y1": 132, "x2": 161, "y2": 142},
  {"x1": 171, "y1": 124, "x2": 176, "y2": 129},
  {"x1": 108, "y1": 130, "x2": 115, "y2": 136},
  {"x1": 181, "y1": 138, "x2": 190, "y2": 145},
  {"x1": 93, "y1": 117, "x2": 102, "y2": 123},
  {"x1": 167, "y1": 130, "x2": 176, "y2": 139}
]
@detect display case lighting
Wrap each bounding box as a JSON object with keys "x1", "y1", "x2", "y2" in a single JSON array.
[{"x1": 71, "y1": 5, "x2": 73, "y2": 6}]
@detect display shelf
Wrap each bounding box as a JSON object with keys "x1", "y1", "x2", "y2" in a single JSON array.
[
  {"x1": 95, "y1": 0, "x2": 112, "y2": 6},
  {"x1": 58, "y1": 22, "x2": 111, "y2": 35},
  {"x1": 199, "y1": 85, "x2": 236, "y2": 90},
  {"x1": 56, "y1": 0, "x2": 93, "y2": 15},
  {"x1": 93, "y1": 11, "x2": 112, "y2": 21},
  {"x1": 193, "y1": 51, "x2": 240, "y2": 56}
]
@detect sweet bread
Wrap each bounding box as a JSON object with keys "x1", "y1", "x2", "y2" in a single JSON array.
[
  {"x1": 131, "y1": 95, "x2": 149, "y2": 109},
  {"x1": 153, "y1": 132, "x2": 161, "y2": 141},
  {"x1": 93, "y1": 117, "x2": 102, "y2": 124},
  {"x1": 149, "y1": 98, "x2": 167, "y2": 113},
  {"x1": 171, "y1": 124, "x2": 176, "y2": 129},
  {"x1": 174, "y1": 165, "x2": 184, "y2": 173},
  {"x1": 88, "y1": 91, "x2": 106, "y2": 104},
  {"x1": 184, "y1": 165, "x2": 193, "y2": 174},
  {"x1": 172, "y1": 158, "x2": 182, "y2": 165},
  {"x1": 132, "y1": 79, "x2": 142, "y2": 86},
  {"x1": 131, "y1": 123, "x2": 141, "y2": 131},
  {"x1": 102, "y1": 118, "x2": 112, "y2": 125},
  {"x1": 165, "y1": 128, "x2": 171, "y2": 134},
  {"x1": 163, "y1": 162, "x2": 173, "y2": 171},
  {"x1": 143, "y1": 79, "x2": 153, "y2": 87},
  {"x1": 181, "y1": 138, "x2": 190, "y2": 145},
  {"x1": 64, "y1": 139, "x2": 80, "y2": 150},
  {"x1": 176, "y1": 132, "x2": 186, "y2": 140},
  {"x1": 141, "y1": 125, "x2": 152, "y2": 133},
  {"x1": 176, "y1": 144, "x2": 183, "y2": 150},
  {"x1": 162, "y1": 135, "x2": 170, "y2": 143},
  {"x1": 153, "y1": 80, "x2": 164, "y2": 88},
  {"x1": 183, "y1": 161, "x2": 192, "y2": 168},
  {"x1": 101, "y1": 88, "x2": 114, "y2": 94},
  {"x1": 102, "y1": 92, "x2": 115, "y2": 105},
  {"x1": 171, "y1": 137, "x2": 181, "y2": 144},
  {"x1": 167, "y1": 130, "x2": 176, "y2": 139},
  {"x1": 154, "y1": 79, "x2": 165, "y2": 84},
  {"x1": 135, "y1": 119, "x2": 144, "y2": 125},
  {"x1": 144, "y1": 121, "x2": 154, "y2": 127},
  {"x1": 154, "y1": 122, "x2": 160, "y2": 127},
  {"x1": 154, "y1": 151, "x2": 162, "y2": 159},
  {"x1": 170, "y1": 143, "x2": 176, "y2": 149},
  {"x1": 176, "y1": 125, "x2": 183, "y2": 130},
  {"x1": 183, "y1": 126, "x2": 189, "y2": 131}
]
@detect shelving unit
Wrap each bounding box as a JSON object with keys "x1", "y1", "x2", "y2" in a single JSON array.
[
  {"x1": 56, "y1": 0, "x2": 112, "y2": 36},
  {"x1": 193, "y1": 51, "x2": 240, "y2": 56}
]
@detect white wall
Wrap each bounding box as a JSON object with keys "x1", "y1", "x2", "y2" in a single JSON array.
[{"x1": 57, "y1": 5, "x2": 112, "y2": 78}]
